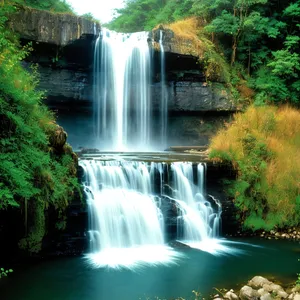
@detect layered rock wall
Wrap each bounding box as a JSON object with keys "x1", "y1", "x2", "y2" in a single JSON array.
[{"x1": 9, "y1": 7, "x2": 100, "y2": 46}]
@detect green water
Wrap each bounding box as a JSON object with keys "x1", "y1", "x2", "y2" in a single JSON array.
[{"x1": 1, "y1": 238, "x2": 299, "y2": 300}]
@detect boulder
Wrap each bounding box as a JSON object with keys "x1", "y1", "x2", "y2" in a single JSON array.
[
  {"x1": 224, "y1": 291, "x2": 239, "y2": 300},
  {"x1": 261, "y1": 293, "x2": 274, "y2": 300},
  {"x1": 262, "y1": 283, "x2": 284, "y2": 293},
  {"x1": 239, "y1": 286, "x2": 260, "y2": 300},
  {"x1": 49, "y1": 125, "x2": 67, "y2": 149},
  {"x1": 293, "y1": 294, "x2": 300, "y2": 300},
  {"x1": 277, "y1": 291, "x2": 288, "y2": 299},
  {"x1": 258, "y1": 288, "x2": 269, "y2": 297},
  {"x1": 248, "y1": 276, "x2": 271, "y2": 289}
]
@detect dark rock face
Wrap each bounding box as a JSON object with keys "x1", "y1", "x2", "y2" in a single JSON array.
[
  {"x1": 152, "y1": 81, "x2": 234, "y2": 112},
  {"x1": 9, "y1": 7, "x2": 100, "y2": 46},
  {"x1": 38, "y1": 67, "x2": 91, "y2": 106},
  {"x1": 9, "y1": 8, "x2": 234, "y2": 113}
]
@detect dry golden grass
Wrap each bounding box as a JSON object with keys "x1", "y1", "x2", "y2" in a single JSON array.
[
  {"x1": 162, "y1": 17, "x2": 206, "y2": 58},
  {"x1": 237, "y1": 83, "x2": 255, "y2": 102},
  {"x1": 210, "y1": 105, "x2": 300, "y2": 228},
  {"x1": 156, "y1": 17, "x2": 230, "y2": 82}
]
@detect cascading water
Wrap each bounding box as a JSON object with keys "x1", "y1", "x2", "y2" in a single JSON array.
[
  {"x1": 87, "y1": 28, "x2": 227, "y2": 267},
  {"x1": 93, "y1": 29, "x2": 151, "y2": 151},
  {"x1": 80, "y1": 159, "x2": 180, "y2": 269},
  {"x1": 80, "y1": 158, "x2": 224, "y2": 268},
  {"x1": 169, "y1": 162, "x2": 222, "y2": 249},
  {"x1": 159, "y1": 30, "x2": 168, "y2": 148}
]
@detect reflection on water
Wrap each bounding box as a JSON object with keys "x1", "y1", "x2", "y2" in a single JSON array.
[{"x1": 1, "y1": 238, "x2": 298, "y2": 300}]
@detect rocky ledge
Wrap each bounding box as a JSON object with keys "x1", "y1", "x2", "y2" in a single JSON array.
[
  {"x1": 151, "y1": 26, "x2": 197, "y2": 57},
  {"x1": 214, "y1": 276, "x2": 299, "y2": 300},
  {"x1": 9, "y1": 6, "x2": 100, "y2": 46}
]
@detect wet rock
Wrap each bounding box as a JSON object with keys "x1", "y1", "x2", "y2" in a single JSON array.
[
  {"x1": 49, "y1": 125, "x2": 67, "y2": 149},
  {"x1": 292, "y1": 287, "x2": 300, "y2": 293},
  {"x1": 258, "y1": 288, "x2": 269, "y2": 297},
  {"x1": 277, "y1": 290, "x2": 288, "y2": 298},
  {"x1": 260, "y1": 293, "x2": 273, "y2": 300},
  {"x1": 262, "y1": 283, "x2": 283, "y2": 293},
  {"x1": 168, "y1": 241, "x2": 191, "y2": 249},
  {"x1": 293, "y1": 293, "x2": 300, "y2": 300},
  {"x1": 248, "y1": 276, "x2": 271, "y2": 289},
  {"x1": 293, "y1": 294, "x2": 300, "y2": 300},
  {"x1": 239, "y1": 286, "x2": 260, "y2": 300},
  {"x1": 224, "y1": 291, "x2": 239, "y2": 300}
]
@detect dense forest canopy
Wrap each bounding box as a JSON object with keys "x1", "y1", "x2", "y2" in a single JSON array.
[{"x1": 109, "y1": 0, "x2": 300, "y2": 104}]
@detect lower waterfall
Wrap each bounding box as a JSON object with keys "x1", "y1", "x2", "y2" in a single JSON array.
[
  {"x1": 170, "y1": 162, "x2": 222, "y2": 251},
  {"x1": 80, "y1": 159, "x2": 222, "y2": 268}
]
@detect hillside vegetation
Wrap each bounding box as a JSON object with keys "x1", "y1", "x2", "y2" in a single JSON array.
[
  {"x1": 0, "y1": 2, "x2": 80, "y2": 253},
  {"x1": 2, "y1": 0, "x2": 74, "y2": 13},
  {"x1": 210, "y1": 106, "x2": 300, "y2": 230}
]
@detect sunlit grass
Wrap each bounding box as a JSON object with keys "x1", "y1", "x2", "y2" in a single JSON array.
[
  {"x1": 210, "y1": 105, "x2": 300, "y2": 230},
  {"x1": 156, "y1": 17, "x2": 230, "y2": 83}
]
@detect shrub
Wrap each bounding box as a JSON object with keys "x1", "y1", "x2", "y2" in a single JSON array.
[{"x1": 210, "y1": 105, "x2": 300, "y2": 230}]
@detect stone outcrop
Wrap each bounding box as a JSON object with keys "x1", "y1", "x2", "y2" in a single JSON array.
[
  {"x1": 153, "y1": 81, "x2": 234, "y2": 112},
  {"x1": 9, "y1": 7, "x2": 100, "y2": 46},
  {"x1": 213, "y1": 276, "x2": 296, "y2": 300},
  {"x1": 151, "y1": 26, "x2": 197, "y2": 57}
]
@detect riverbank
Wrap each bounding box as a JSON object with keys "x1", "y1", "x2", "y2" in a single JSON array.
[{"x1": 210, "y1": 276, "x2": 300, "y2": 300}]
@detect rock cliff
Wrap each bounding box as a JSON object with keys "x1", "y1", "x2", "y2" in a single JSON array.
[
  {"x1": 9, "y1": 7, "x2": 100, "y2": 46},
  {"x1": 9, "y1": 7, "x2": 236, "y2": 148}
]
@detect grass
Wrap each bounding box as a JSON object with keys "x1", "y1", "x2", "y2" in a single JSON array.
[
  {"x1": 156, "y1": 17, "x2": 230, "y2": 83},
  {"x1": 209, "y1": 105, "x2": 300, "y2": 230}
]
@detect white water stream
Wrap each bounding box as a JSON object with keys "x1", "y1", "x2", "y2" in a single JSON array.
[
  {"x1": 93, "y1": 29, "x2": 151, "y2": 151},
  {"x1": 159, "y1": 30, "x2": 168, "y2": 148},
  {"x1": 80, "y1": 159, "x2": 222, "y2": 268}
]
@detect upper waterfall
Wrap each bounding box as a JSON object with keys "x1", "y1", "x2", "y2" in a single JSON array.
[{"x1": 93, "y1": 28, "x2": 168, "y2": 151}]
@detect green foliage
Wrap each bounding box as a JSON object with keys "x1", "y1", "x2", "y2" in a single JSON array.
[
  {"x1": 0, "y1": 4, "x2": 80, "y2": 253},
  {"x1": 0, "y1": 268, "x2": 13, "y2": 279},
  {"x1": 10, "y1": 0, "x2": 74, "y2": 13},
  {"x1": 81, "y1": 12, "x2": 97, "y2": 22},
  {"x1": 109, "y1": 0, "x2": 300, "y2": 104}
]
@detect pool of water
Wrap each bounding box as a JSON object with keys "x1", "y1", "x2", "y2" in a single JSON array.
[{"x1": 1, "y1": 238, "x2": 299, "y2": 300}]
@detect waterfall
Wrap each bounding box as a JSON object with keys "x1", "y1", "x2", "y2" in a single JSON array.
[
  {"x1": 80, "y1": 159, "x2": 180, "y2": 269},
  {"x1": 80, "y1": 158, "x2": 222, "y2": 268},
  {"x1": 93, "y1": 29, "x2": 151, "y2": 151},
  {"x1": 159, "y1": 30, "x2": 168, "y2": 148},
  {"x1": 170, "y1": 162, "x2": 222, "y2": 249}
]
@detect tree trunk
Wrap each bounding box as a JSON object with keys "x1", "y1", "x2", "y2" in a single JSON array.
[
  {"x1": 25, "y1": 198, "x2": 28, "y2": 236},
  {"x1": 231, "y1": 36, "x2": 237, "y2": 66},
  {"x1": 247, "y1": 45, "x2": 251, "y2": 75}
]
